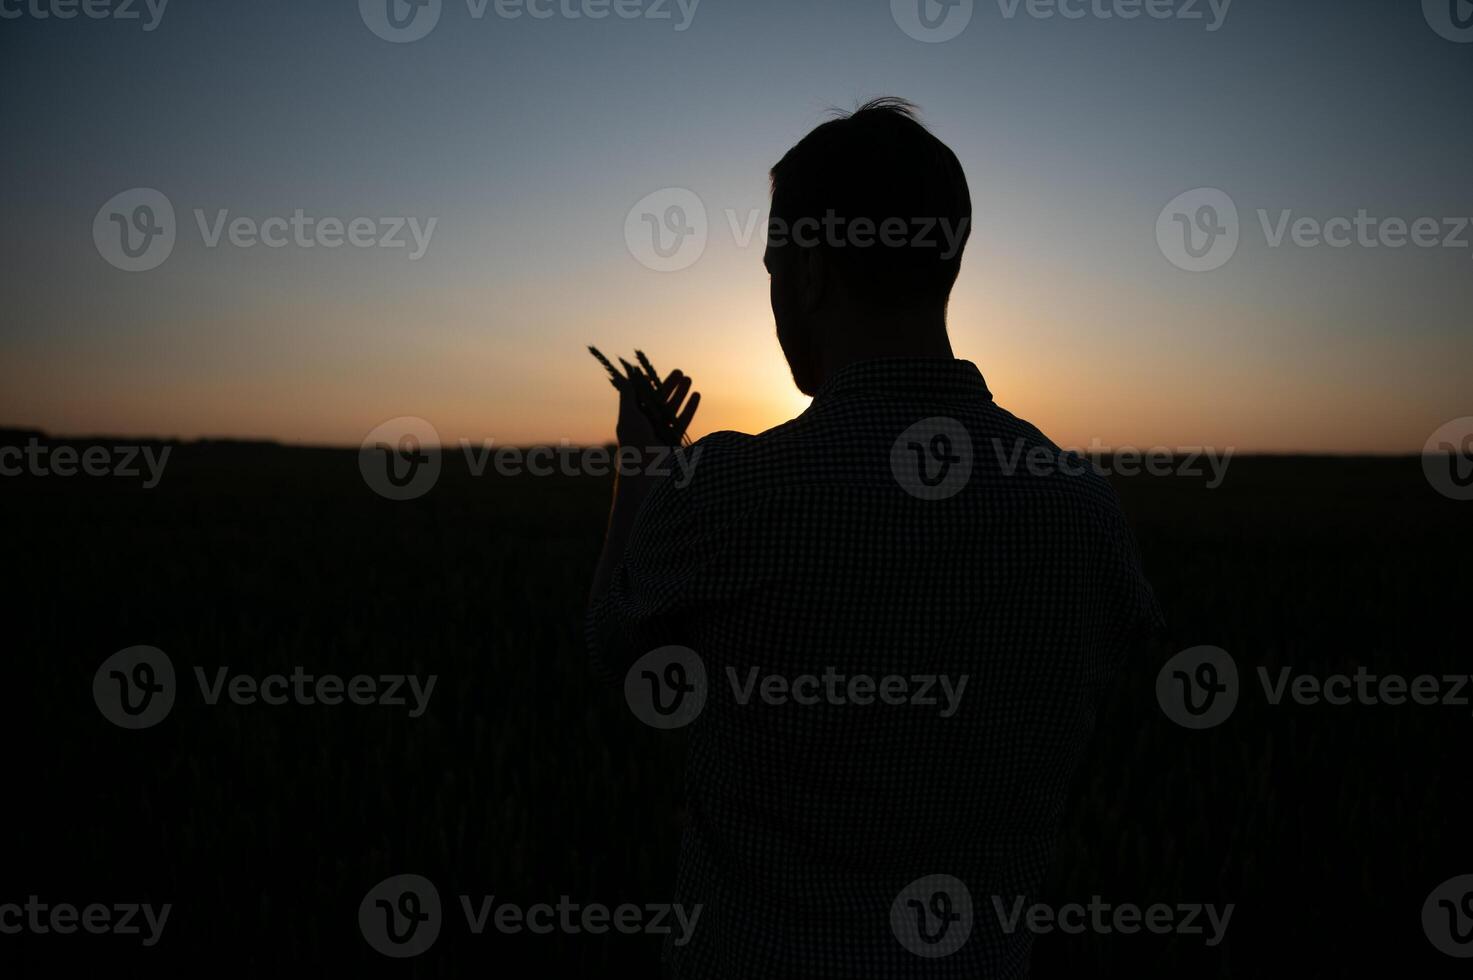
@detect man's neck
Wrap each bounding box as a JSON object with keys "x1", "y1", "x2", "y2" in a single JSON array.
[{"x1": 815, "y1": 311, "x2": 955, "y2": 385}]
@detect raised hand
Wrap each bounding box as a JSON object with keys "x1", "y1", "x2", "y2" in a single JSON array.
[
  {"x1": 589, "y1": 345, "x2": 698, "y2": 449},
  {"x1": 615, "y1": 357, "x2": 698, "y2": 449}
]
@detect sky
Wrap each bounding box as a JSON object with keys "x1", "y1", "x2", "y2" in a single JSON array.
[{"x1": 1, "y1": 0, "x2": 1470, "y2": 452}]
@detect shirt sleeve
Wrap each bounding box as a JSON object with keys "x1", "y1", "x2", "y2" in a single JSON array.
[{"x1": 584, "y1": 467, "x2": 716, "y2": 684}]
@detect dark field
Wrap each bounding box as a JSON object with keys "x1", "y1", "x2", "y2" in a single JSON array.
[{"x1": 5, "y1": 437, "x2": 1470, "y2": 976}]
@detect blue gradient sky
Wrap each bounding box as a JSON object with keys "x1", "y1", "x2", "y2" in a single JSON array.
[{"x1": 2, "y1": 0, "x2": 1470, "y2": 450}]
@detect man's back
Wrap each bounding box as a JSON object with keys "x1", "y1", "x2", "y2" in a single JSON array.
[{"x1": 589, "y1": 357, "x2": 1161, "y2": 978}]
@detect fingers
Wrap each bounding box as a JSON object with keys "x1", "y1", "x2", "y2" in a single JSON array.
[
  {"x1": 658, "y1": 369, "x2": 697, "y2": 442},
  {"x1": 663, "y1": 372, "x2": 692, "y2": 410},
  {"x1": 612, "y1": 354, "x2": 696, "y2": 443},
  {"x1": 674, "y1": 390, "x2": 700, "y2": 438}
]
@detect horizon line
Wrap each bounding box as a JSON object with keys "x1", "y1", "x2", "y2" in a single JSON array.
[{"x1": 0, "y1": 426, "x2": 1437, "y2": 457}]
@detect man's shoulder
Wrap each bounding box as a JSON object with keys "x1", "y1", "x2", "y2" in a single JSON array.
[
  {"x1": 978, "y1": 405, "x2": 1129, "y2": 517},
  {"x1": 672, "y1": 422, "x2": 799, "y2": 504},
  {"x1": 688, "y1": 418, "x2": 802, "y2": 460},
  {"x1": 668, "y1": 402, "x2": 1128, "y2": 522},
  {"x1": 639, "y1": 415, "x2": 848, "y2": 529}
]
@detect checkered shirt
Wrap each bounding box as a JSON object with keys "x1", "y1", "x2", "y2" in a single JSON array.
[{"x1": 587, "y1": 357, "x2": 1163, "y2": 978}]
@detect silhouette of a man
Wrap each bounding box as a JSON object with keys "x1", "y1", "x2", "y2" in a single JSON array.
[{"x1": 588, "y1": 98, "x2": 1162, "y2": 978}]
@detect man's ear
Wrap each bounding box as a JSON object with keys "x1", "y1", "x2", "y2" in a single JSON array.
[{"x1": 797, "y1": 246, "x2": 828, "y2": 315}]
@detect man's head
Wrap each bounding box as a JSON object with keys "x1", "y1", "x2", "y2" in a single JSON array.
[{"x1": 765, "y1": 98, "x2": 972, "y2": 394}]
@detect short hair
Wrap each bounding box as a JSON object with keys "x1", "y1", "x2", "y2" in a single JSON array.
[{"x1": 768, "y1": 97, "x2": 972, "y2": 311}]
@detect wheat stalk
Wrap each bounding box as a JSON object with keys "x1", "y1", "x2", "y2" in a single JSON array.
[
  {"x1": 634, "y1": 349, "x2": 660, "y2": 384},
  {"x1": 588, "y1": 345, "x2": 621, "y2": 386},
  {"x1": 588, "y1": 345, "x2": 693, "y2": 448}
]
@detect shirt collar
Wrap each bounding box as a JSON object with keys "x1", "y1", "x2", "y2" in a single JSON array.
[{"x1": 812, "y1": 357, "x2": 992, "y2": 403}]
